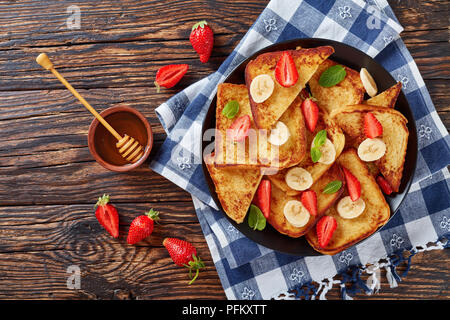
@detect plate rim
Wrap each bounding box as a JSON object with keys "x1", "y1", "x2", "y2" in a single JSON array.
[{"x1": 201, "y1": 37, "x2": 418, "y2": 256}]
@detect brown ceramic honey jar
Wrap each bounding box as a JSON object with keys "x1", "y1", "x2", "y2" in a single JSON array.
[{"x1": 88, "y1": 105, "x2": 153, "y2": 172}]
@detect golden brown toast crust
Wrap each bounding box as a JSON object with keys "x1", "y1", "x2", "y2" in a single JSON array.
[
  {"x1": 273, "y1": 95, "x2": 308, "y2": 168},
  {"x1": 214, "y1": 83, "x2": 262, "y2": 168},
  {"x1": 309, "y1": 59, "x2": 365, "y2": 113},
  {"x1": 267, "y1": 163, "x2": 344, "y2": 238},
  {"x1": 329, "y1": 104, "x2": 408, "y2": 192},
  {"x1": 305, "y1": 148, "x2": 391, "y2": 255},
  {"x1": 344, "y1": 82, "x2": 403, "y2": 174},
  {"x1": 245, "y1": 46, "x2": 334, "y2": 129},
  {"x1": 363, "y1": 82, "x2": 402, "y2": 108},
  {"x1": 204, "y1": 152, "x2": 262, "y2": 224},
  {"x1": 214, "y1": 83, "x2": 308, "y2": 170},
  {"x1": 204, "y1": 45, "x2": 410, "y2": 255}
]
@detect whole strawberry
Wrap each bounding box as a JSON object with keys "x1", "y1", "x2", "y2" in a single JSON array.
[
  {"x1": 190, "y1": 20, "x2": 214, "y2": 63},
  {"x1": 163, "y1": 237, "x2": 205, "y2": 284},
  {"x1": 94, "y1": 194, "x2": 119, "y2": 238},
  {"x1": 126, "y1": 209, "x2": 160, "y2": 245}
]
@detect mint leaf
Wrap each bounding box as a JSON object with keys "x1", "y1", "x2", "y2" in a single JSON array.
[
  {"x1": 319, "y1": 65, "x2": 346, "y2": 87},
  {"x1": 322, "y1": 180, "x2": 343, "y2": 194},
  {"x1": 248, "y1": 206, "x2": 257, "y2": 229},
  {"x1": 311, "y1": 147, "x2": 322, "y2": 163},
  {"x1": 222, "y1": 100, "x2": 239, "y2": 119},
  {"x1": 248, "y1": 204, "x2": 266, "y2": 231},
  {"x1": 313, "y1": 130, "x2": 327, "y2": 148}
]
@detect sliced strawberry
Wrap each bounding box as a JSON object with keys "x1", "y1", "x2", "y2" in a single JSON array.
[
  {"x1": 342, "y1": 167, "x2": 361, "y2": 201},
  {"x1": 275, "y1": 51, "x2": 298, "y2": 87},
  {"x1": 364, "y1": 112, "x2": 383, "y2": 138},
  {"x1": 94, "y1": 194, "x2": 119, "y2": 238},
  {"x1": 316, "y1": 216, "x2": 337, "y2": 248},
  {"x1": 301, "y1": 190, "x2": 317, "y2": 216},
  {"x1": 255, "y1": 180, "x2": 271, "y2": 219},
  {"x1": 154, "y1": 64, "x2": 189, "y2": 93},
  {"x1": 376, "y1": 175, "x2": 393, "y2": 195},
  {"x1": 301, "y1": 98, "x2": 319, "y2": 132},
  {"x1": 228, "y1": 115, "x2": 251, "y2": 142}
]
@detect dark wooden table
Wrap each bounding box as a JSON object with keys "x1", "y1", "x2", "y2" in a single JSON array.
[{"x1": 0, "y1": 0, "x2": 448, "y2": 300}]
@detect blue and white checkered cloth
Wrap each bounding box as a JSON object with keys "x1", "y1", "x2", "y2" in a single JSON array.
[{"x1": 150, "y1": 0, "x2": 450, "y2": 299}]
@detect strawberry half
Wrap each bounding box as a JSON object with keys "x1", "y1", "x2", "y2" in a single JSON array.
[
  {"x1": 343, "y1": 167, "x2": 361, "y2": 201},
  {"x1": 154, "y1": 64, "x2": 189, "y2": 93},
  {"x1": 163, "y1": 238, "x2": 205, "y2": 285},
  {"x1": 126, "y1": 209, "x2": 160, "y2": 245},
  {"x1": 316, "y1": 216, "x2": 337, "y2": 248},
  {"x1": 228, "y1": 115, "x2": 251, "y2": 142},
  {"x1": 376, "y1": 175, "x2": 393, "y2": 195},
  {"x1": 255, "y1": 180, "x2": 271, "y2": 219},
  {"x1": 301, "y1": 97, "x2": 319, "y2": 132},
  {"x1": 94, "y1": 194, "x2": 119, "y2": 238},
  {"x1": 275, "y1": 51, "x2": 298, "y2": 87},
  {"x1": 301, "y1": 190, "x2": 317, "y2": 216},
  {"x1": 190, "y1": 20, "x2": 214, "y2": 63},
  {"x1": 364, "y1": 112, "x2": 383, "y2": 138}
]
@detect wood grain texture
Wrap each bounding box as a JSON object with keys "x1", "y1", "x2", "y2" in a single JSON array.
[
  {"x1": 0, "y1": 0, "x2": 448, "y2": 300},
  {"x1": 0, "y1": 202, "x2": 226, "y2": 299}
]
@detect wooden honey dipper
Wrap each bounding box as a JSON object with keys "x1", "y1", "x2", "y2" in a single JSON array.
[{"x1": 36, "y1": 53, "x2": 144, "y2": 163}]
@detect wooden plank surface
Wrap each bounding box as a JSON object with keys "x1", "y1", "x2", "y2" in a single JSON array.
[{"x1": 0, "y1": 0, "x2": 448, "y2": 300}]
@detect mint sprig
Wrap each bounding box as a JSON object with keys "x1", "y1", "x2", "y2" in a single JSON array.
[
  {"x1": 248, "y1": 204, "x2": 266, "y2": 231},
  {"x1": 311, "y1": 130, "x2": 327, "y2": 163},
  {"x1": 222, "y1": 100, "x2": 239, "y2": 119},
  {"x1": 311, "y1": 147, "x2": 322, "y2": 163},
  {"x1": 322, "y1": 180, "x2": 343, "y2": 194},
  {"x1": 319, "y1": 65, "x2": 346, "y2": 87},
  {"x1": 313, "y1": 130, "x2": 327, "y2": 148}
]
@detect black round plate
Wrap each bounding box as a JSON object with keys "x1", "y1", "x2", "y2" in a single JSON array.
[{"x1": 201, "y1": 38, "x2": 418, "y2": 256}]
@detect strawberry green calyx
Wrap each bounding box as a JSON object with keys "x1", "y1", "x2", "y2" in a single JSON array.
[
  {"x1": 94, "y1": 194, "x2": 110, "y2": 208},
  {"x1": 154, "y1": 81, "x2": 161, "y2": 93},
  {"x1": 184, "y1": 254, "x2": 205, "y2": 285},
  {"x1": 145, "y1": 208, "x2": 160, "y2": 223},
  {"x1": 192, "y1": 20, "x2": 208, "y2": 30},
  {"x1": 308, "y1": 93, "x2": 318, "y2": 102}
]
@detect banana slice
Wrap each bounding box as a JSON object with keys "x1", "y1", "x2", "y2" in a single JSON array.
[
  {"x1": 283, "y1": 200, "x2": 310, "y2": 227},
  {"x1": 358, "y1": 138, "x2": 386, "y2": 162},
  {"x1": 249, "y1": 74, "x2": 274, "y2": 103},
  {"x1": 311, "y1": 138, "x2": 336, "y2": 165},
  {"x1": 268, "y1": 121, "x2": 290, "y2": 146},
  {"x1": 285, "y1": 167, "x2": 313, "y2": 191},
  {"x1": 360, "y1": 68, "x2": 378, "y2": 97},
  {"x1": 337, "y1": 196, "x2": 366, "y2": 219}
]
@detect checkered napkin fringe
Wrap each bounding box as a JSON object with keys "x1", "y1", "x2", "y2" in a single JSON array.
[{"x1": 150, "y1": 0, "x2": 450, "y2": 299}]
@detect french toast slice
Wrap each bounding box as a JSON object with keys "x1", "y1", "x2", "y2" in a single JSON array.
[
  {"x1": 214, "y1": 83, "x2": 308, "y2": 169},
  {"x1": 329, "y1": 104, "x2": 408, "y2": 192},
  {"x1": 267, "y1": 107, "x2": 345, "y2": 195},
  {"x1": 204, "y1": 152, "x2": 262, "y2": 224},
  {"x1": 363, "y1": 82, "x2": 402, "y2": 108},
  {"x1": 267, "y1": 163, "x2": 344, "y2": 238},
  {"x1": 308, "y1": 59, "x2": 365, "y2": 113},
  {"x1": 305, "y1": 148, "x2": 390, "y2": 255},
  {"x1": 346, "y1": 82, "x2": 403, "y2": 176},
  {"x1": 245, "y1": 46, "x2": 334, "y2": 129}
]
